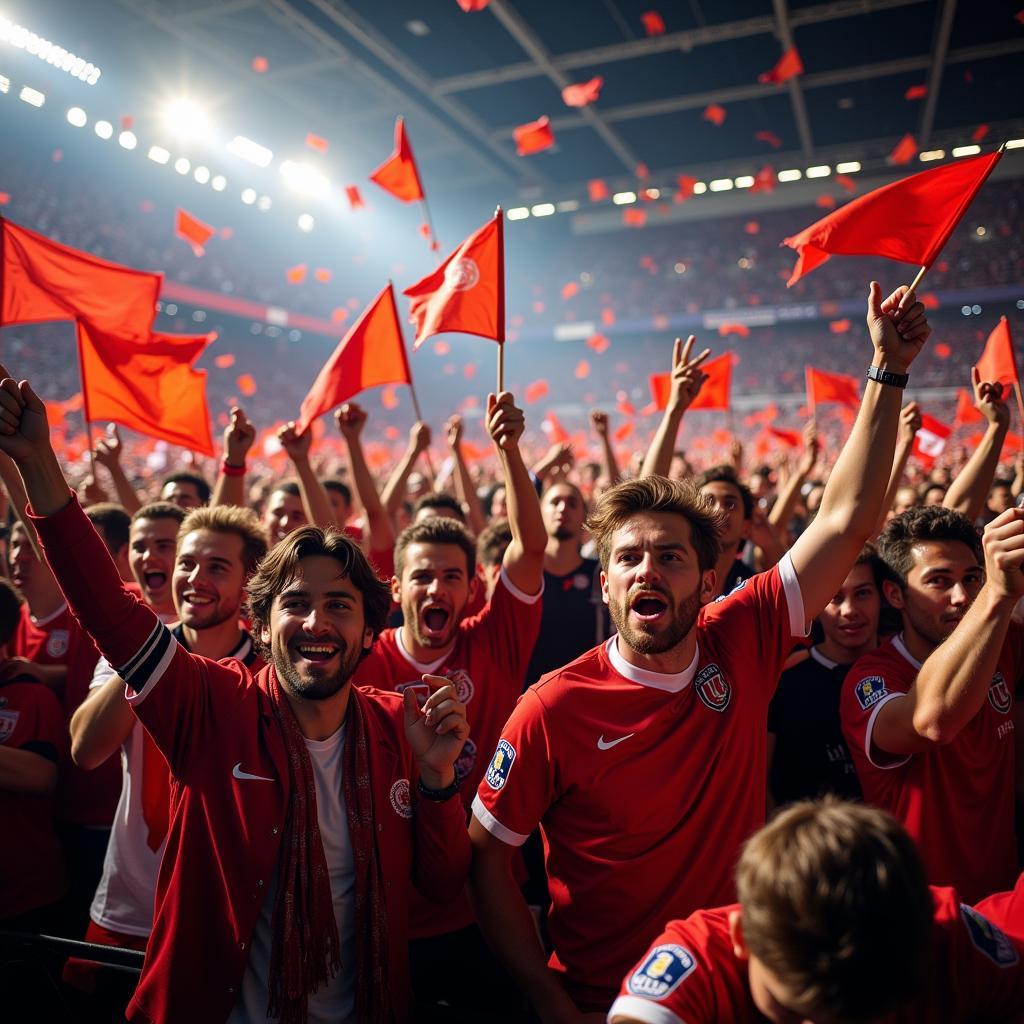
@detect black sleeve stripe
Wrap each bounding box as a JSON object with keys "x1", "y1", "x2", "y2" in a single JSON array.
[
  {"x1": 117, "y1": 623, "x2": 174, "y2": 694},
  {"x1": 119, "y1": 620, "x2": 166, "y2": 680}
]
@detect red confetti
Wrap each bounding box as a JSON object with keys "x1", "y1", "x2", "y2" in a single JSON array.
[
  {"x1": 703, "y1": 103, "x2": 726, "y2": 126},
  {"x1": 675, "y1": 175, "x2": 697, "y2": 202},
  {"x1": 514, "y1": 116, "x2": 555, "y2": 156},
  {"x1": 588, "y1": 179, "x2": 609, "y2": 202},
  {"x1": 463, "y1": 364, "x2": 477, "y2": 380},
  {"x1": 744, "y1": 221, "x2": 760, "y2": 234},
  {"x1": 119, "y1": 114, "x2": 134, "y2": 130},
  {"x1": 561, "y1": 282, "x2": 579, "y2": 299},
  {"x1": 934, "y1": 342, "x2": 952, "y2": 359},
  {"x1": 641, "y1": 10, "x2": 665, "y2": 36},
  {"x1": 614, "y1": 422, "x2": 635, "y2": 443},
  {"x1": 214, "y1": 354, "x2": 236, "y2": 369},
  {"x1": 219, "y1": 226, "x2": 234, "y2": 240},
  {"x1": 314, "y1": 268, "x2": 333, "y2": 283},
  {"x1": 575, "y1": 360, "x2": 590, "y2": 379},
  {"x1": 345, "y1": 185, "x2": 365, "y2": 210},
  {"x1": 532, "y1": 301, "x2": 546, "y2": 315},
  {"x1": 456, "y1": 0, "x2": 490, "y2": 9},
  {"x1": 759, "y1": 47, "x2": 803, "y2": 85},
  {"x1": 331, "y1": 307, "x2": 349, "y2": 323},
  {"x1": 815, "y1": 195, "x2": 837, "y2": 209},
  {"x1": 381, "y1": 385, "x2": 399, "y2": 410},
  {"x1": 419, "y1": 223, "x2": 431, "y2": 238},
  {"x1": 562, "y1": 77, "x2": 603, "y2": 108},
  {"x1": 749, "y1": 165, "x2": 776, "y2": 194},
  {"x1": 921, "y1": 293, "x2": 940, "y2": 310},
  {"x1": 251, "y1": 56, "x2": 268, "y2": 73},
  {"x1": 434, "y1": 341, "x2": 451, "y2": 356},
  {"x1": 718, "y1": 323, "x2": 750, "y2": 338},
  {"x1": 829, "y1": 319, "x2": 851, "y2": 333},
  {"x1": 286, "y1": 264, "x2": 308, "y2": 284},
  {"x1": 623, "y1": 208, "x2": 647, "y2": 227},
  {"x1": 904, "y1": 84, "x2": 928, "y2": 101},
  {"x1": 754, "y1": 130, "x2": 782, "y2": 148},
  {"x1": 587, "y1": 333, "x2": 611, "y2": 353},
  {"x1": 601, "y1": 309, "x2": 616, "y2": 326},
  {"x1": 888, "y1": 133, "x2": 918, "y2": 165},
  {"x1": 635, "y1": 163, "x2": 650, "y2": 180},
  {"x1": 972, "y1": 124, "x2": 990, "y2": 143},
  {"x1": 305, "y1": 133, "x2": 329, "y2": 153},
  {"x1": 835, "y1": 174, "x2": 857, "y2": 193},
  {"x1": 236, "y1": 374, "x2": 257, "y2": 397},
  {"x1": 524, "y1": 380, "x2": 550, "y2": 404}
]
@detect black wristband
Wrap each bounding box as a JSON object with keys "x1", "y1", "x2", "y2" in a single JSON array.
[
  {"x1": 417, "y1": 775, "x2": 461, "y2": 802},
  {"x1": 866, "y1": 365, "x2": 909, "y2": 389}
]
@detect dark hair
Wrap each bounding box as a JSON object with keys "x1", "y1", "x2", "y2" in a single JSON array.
[
  {"x1": 853, "y1": 543, "x2": 901, "y2": 637},
  {"x1": 178, "y1": 505, "x2": 269, "y2": 578},
  {"x1": 322, "y1": 478, "x2": 352, "y2": 507},
  {"x1": 247, "y1": 527, "x2": 390, "y2": 661},
  {"x1": 161, "y1": 471, "x2": 211, "y2": 504},
  {"x1": 919, "y1": 483, "x2": 946, "y2": 503},
  {"x1": 477, "y1": 517, "x2": 513, "y2": 569},
  {"x1": 269, "y1": 479, "x2": 301, "y2": 499},
  {"x1": 877, "y1": 507, "x2": 983, "y2": 587},
  {"x1": 84, "y1": 502, "x2": 131, "y2": 554},
  {"x1": 413, "y1": 493, "x2": 465, "y2": 524},
  {"x1": 0, "y1": 577, "x2": 25, "y2": 647},
  {"x1": 132, "y1": 501, "x2": 187, "y2": 529},
  {"x1": 395, "y1": 517, "x2": 477, "y2": 578},
  {"x1": 587, "y1": 476, "x2": 723, "y2": 573},
  {"x1": 697, "y1": 464, "x2": 753, "y2": 520},
  {"x1": 990, "y1": 478, "x2": 1014, "y2": 493}
]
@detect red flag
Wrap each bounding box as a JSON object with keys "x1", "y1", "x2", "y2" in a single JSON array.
[
  {"x1": 369, "y1": 117, "x2": 425, "y2": 203},
  {"x1": 214, "y1": 353, "x2": 236, "y2": 369},
  {"x1": 913, "y1": 413, "x2": 952, "y2": 467},
  {"x1": 345, "y1": 185, "x2": 365, "y2": 210},
  {"x1": 514, "y1": 116, "x2": 555, "y2": 156},
  {"x1": 403, "y1": 212, "x2": 503, "y2": 349},
  {"x1": 562, "y1": 77, "x2": 603, "y2": 108},
  {"x1": 587, "y1": 333, "x2": 610, "y2": 354},
  {"x1": 759, "y1": 46, "x2": 803, "y2": 84},
  {"x1": 649, "y1": 353, "x2": 731, "y2": 412},
  {"x1": 175, "y1": 209, "x2": 214, "y2": 251},
  {"x1": 755, "y1": 130, "x2": 783, "y2": 148},
  {"x1": 972, "y1": 124, "x2": 990, "y2": 143},
  {"x1": 749, "y1": 165, "x2": 776, "y2": 194},
  {"x1": 975, "y1": 317, "x2": 1019, "y2": 390},
  {"x1": 588, "y1": 179, "x2": 609, "y2": 202},
  {"x1": 806, "y1": 366, "x2": 859, "y2": 411},
  {"x1": 641, "y1": 10, "x2": 665, "y2": 35},
  {"x1": 623, "y1": 208, "x2": 647, "y2": 227},
  {"x1": 542, "y1": 411, "x2": 570, "y2": 444},
  {"x1": 676, "y1": 175, "x2": 697, "y2": 201},
  {"x1": 954, "y1": 388, "x2": 984, "y2": 426},
  {"x1": 703, "y1": 104, "x2": 726, "y2": 126},
  {"x1": 767, "y1": 426, "x2": 802, "y2": 447},
  {"x1": 524, "y1": 380, "x2": 549, "y2": 404},
  {"x1": 889, "y1": 134, "x2": 918, "y2": 165},
  {"x1": 456, "y1": 0, "x2": 490, "y2": 9},
  {"x1": 78, "y1": 323, "x2": 215, "y2": 455},
  {"x1": 782, "y1": 150, "x2": 1001, "y2": 286},
  {"x1": 297, "y1": 285, "x2": 412, "y2": 433},
  {"x1": 829, "y1": 318, "x2": 851, "y2": 333},
  {"x1": 904, "y1": 85, "x2": 928, "y2": 101},
  {"x1": 718, "y1": 323, "x2": 750, "y2": 338}
]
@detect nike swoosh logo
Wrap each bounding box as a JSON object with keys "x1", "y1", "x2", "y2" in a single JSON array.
[
  {"x1": 232, "y1": 762, "x2": 275, "y2": 782},
  {"x1": 597, "y1": 733, "x2": 634, "y2": 750}
]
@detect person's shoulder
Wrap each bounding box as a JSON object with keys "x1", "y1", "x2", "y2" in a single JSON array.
[
  {"x1": 0, "y1": 679, "x2": 62, "y2": 715},
  {"x1": 532, "y1": 643, "x2": 609, "y2": 696},
  {"x1": 364, "y1": 627, "x2": 400, "y2": 659}
]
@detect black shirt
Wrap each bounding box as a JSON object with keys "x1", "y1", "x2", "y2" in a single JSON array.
[{"x1": 767, "y1": 646, "x2": 862, "y2": 807}]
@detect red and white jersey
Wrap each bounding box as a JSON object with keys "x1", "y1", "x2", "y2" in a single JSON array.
[
  {"x1": 608, "y1": 887, "x2": 1024, "y2": 1024},
  {"x1": 354, "y1": 567, "x2": 542, "y2": 937},
  {"x1": 474, "y1": 557, "x2": 806, "y2": 1009},
  {"x1": 841, "y1": 630, "x2": 1024, "y2": 903}
]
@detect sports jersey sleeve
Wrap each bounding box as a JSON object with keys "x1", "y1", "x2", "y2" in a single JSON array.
[
  {"x1": 472, "y1": 688, "x2": 555, "y2": 847},
  {"x1": 945, "y1": 899, "x2": 1024, "y2": 1016},
  {"x1": 976, "y1": 873, "x2": 1024, "y2": 945},
  {"x1": 4, "y1": 685, "x2": 64, "y2": 762},
  {"x1": 840, "y1": 654, "x2": 912, "y2": 771}
]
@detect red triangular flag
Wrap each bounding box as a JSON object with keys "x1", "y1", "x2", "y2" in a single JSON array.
[
  {"x1": 369, "y1": 117, "x2": 425, "y2": 203},
  {"x1": 524, "y1": 380, "x2": 549, "y2": 404},
  {"x1": 806, "y1": 366, "x2": 860, "y2": 411},
  {"x1": 649, "y1": 353, "x2": 731, "y2": 412},
  {"x1": 588, "y1": 179, "x2": 609, "y2": 202},
  {"x1": 562, "y1": 77, "x2": 603, "y2": 108},
  {"x1": 975, "y1": 317, "x2": 1019, "y2": 390},
  {"x1": 297, "y1": 285, "x2": 412, "y2": 433},
  {"x1": 954, "y1": 388, "x2": 984, "y2": 426},
  {"x1": 749, "y1": 165, "x2": 776, "y2": 194},
  {"x1": 456, "y1": 0, "x2": 490, "y2": 9},
  {"x1": 912, "y1": 413, "x2": 952, "y2": 467},
  {"x1": 782, "y1": 150, "x2": 1002, "y2": 285},
  {"x1": 542, "y1": 411, "x2": 570, "y2": 444},
  {"x1": 403, "y1": 212, "x2": 504, "y2": 349},
  {"x1": 889, "y1": 134, "x2": 918, "y2": 165},
  {"x1": 676, "y1": 175, "x2": 697, "y2": 201},
  {"x1": 972, "y1": 124, "x2": 990, "y2": 143},
  {"x1": 759, "y1": 46, "x2": 803, "y2": 85},
  {"x1": 514, "y1": 116, "x2": 555, "y2": 156},
  {"x1": 767, "y1": 425, "x2": 802, "y2": 447},
  {"x1": 175, "y1": 209, "x2": 214, "y2": 251}
]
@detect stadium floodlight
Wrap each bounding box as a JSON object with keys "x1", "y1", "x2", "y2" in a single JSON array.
[
  {"x1": 556, "y1": 199, "x2": 579, "y2": 212},
  {"x1": 531, "y1": 203, "x2": 555, "y2": 217},
  {"x1": 118, "y1": 130, "x2": 137, "y2": 150},
  {"x1": 692, "y1": 182, "x2": 707, "y2": 194},
  {"x1": 836, "y1": 161, "x2": 861, "y2": 173},
  {"x1": 94, "y1": 119, "x2": 113, "y2": 139},
  {"x1": 163, "y1": 98, "x2": 211, "y2": 140},
  {"x1": 709, "y1": 178, "x2": 733, "y2": 191},
  {"x1": 734, "y1": 175, "x2": 755, "y2": 188},
  {"x1": 919, "y1": 150, "x2": 945, "y2": 162},
  {"x1": 806, "y1": 165, "x2": 831, "y2": 178},
  {"x1": 297, "y1": 213, "x2": 315, "y2": 232},
  {"x1": 211, "y1": 174, "x2": 227, "y2": 191},
  {"x1": 612, "y1": 191, "x2": 636, "y2": 205},
  {"x1": 257, "y1": 195, "x2": 272, "y2": 211},
  {"x1": 952, "y1": 144, "x2": 981, "y2": 157},
  {"x1": 19, "y1": 85, "x2": 44, "y2": 107},
  {"x1": 66, "y1": 106, "x2": 87, "y2": 127},
  {"x1": 148, "y1": 145, "x2": 170, "y2": 164},
  {"x1": 506, "y1": 207, "x2": 529, "y2": 220},
  {"x1": 0, "y1": 75, "x2": 9, "y2": 94},
  {"x1": 228, "y1": 135, "x2": 273, "y2": 168},
  {"x1": 0, "y1": 15, "x2": 102, "y2": 84},
  {"x1": 193, "y1": 165, "x2": 210, "y2": 184},
  {"x1": 279, "y1": 159, "x2": 330, "y2": 198},
  {"x1": 777, "y1": 168, "x2": 802, "y2": 182},
  {"x1": 174, "y1": 157, "x2": 191, "y2": 175},
  {"x1": 241, "y1": 188, "x2": 257, "y2": 205},
  {"x1": 1006, "y1": 139, "x2": 1024, "y2": 150}
]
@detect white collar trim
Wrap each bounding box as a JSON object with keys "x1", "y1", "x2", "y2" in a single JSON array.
[
  {"x1": 810, "y1": 646, "x2": 840, "y2": 670},
  {"x1": 31, "y1": 601, "x2": 68, "y2": 628},
  {"x1": 396, "y1": 627, "x2": 451, "y2": 675},
  {"x1": 606, "y1": 635, "x2": 699, "y2": 693},
  {"x1": 892, "y1": 633, "x2": 923, "y2": 671}
]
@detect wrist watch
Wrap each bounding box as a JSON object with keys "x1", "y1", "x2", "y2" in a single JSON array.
[
  {"x1": 417, "y1": 775, "x2": 461, "y2": 802},
  {"x1": 866, "y1": 364, "x2": 909, "y2": 388}
]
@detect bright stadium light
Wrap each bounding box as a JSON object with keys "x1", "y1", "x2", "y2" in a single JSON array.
[
  {"x1": 952, "y1": 144, "x2": 981, "y2": 157},
  {"x1": 118, "y1": 130, "x2": 137, "y2": 150},
  {"x1": 709, "y1": 178, "x2": 733, "y2": 191},
  {"x1": 193, "y1": 165, "x2": 210, "y2": 184},
  {"x1": 297, "y1": 213, "x2": 314, "y2": 232},
  {"x1": 806, "y1": 165, "x2": 831, "y2": 178},
  {"x1": 211, "y1": 174, "x2": 227, "y2": 191},
  {"x1": 163, "y1": 98, "x2": 211, "y2": 139},
  {"x1": 66, "y1": 106, "x2": 87, "y2": 127},
  {"x1": 506, "y1": 207, "x2": 529, "y2": 220},
  {"x1": 148, "y1": 145, "x2": 170, "y2": 164},
  {"x1": 777, "y1": 168, "x2": 802, "y2": 182},
  {"x1": 612, "y1": 191, "x2": 636, "y2": 205},
  {"x1": 531, "y1": 203, "x2": 555, "y2": 217},
  {"x1": 94, "y1": 119, "x2": 113, "y2": 139},
  {"x1": 279, "y1": 160, "x2": 330, "y2": 198},
  {"x1": 836, "y1": 161, "x2": 861, "y2": 173},
  {"x1": 227, "y1": 135, "x2": 273, "y2": 167},
  {"x1": 692, "y1": 182, "x2": 707, "y2": 194},
  {"x1": 19, "y1": 85, "x2": 45, "y2": 107},
  {"x1": 1006, "y1": 139, "x2": 1024, "y2": 150},
  {"x1": 257, "y1": 195, "x2": 272, "y2": 211},
  {"x1": 0, "y1": 15, "x2": 102, "y2": 84},
  {"x1": 919, "y1": 149, "x2": 945, "y2": 161},
  {"x1": 556, "y1": 199, "x2": 579, "y2": 212},
  {"x1": 241, "y1": 188, "x2": 257, "y2": 204},
  {"x1": 734, "y1": 175, "x2": 755, "y2": 188},
  {"x1": 0, "y1": 75, "x2": 9, "y2": 93},
  {"x1": 174, "y1": 157, "x2": 191, "y2": 175}
]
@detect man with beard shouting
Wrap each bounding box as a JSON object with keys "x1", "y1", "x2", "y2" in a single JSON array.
[
  {"x1": 0, "y1": 360, "x2": 472, "y2": 1024},
  {"x1": 469, "y1": 282, "x2": 932, "y2": 1021}
]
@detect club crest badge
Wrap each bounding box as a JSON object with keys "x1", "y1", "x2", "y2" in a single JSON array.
[
  {"x1": 0, "y1": 710, "x2": 19, "y2": 744},
  {"x1": 390, "y1": 779, "x2": 413, "y2": 819},
  {"x1": 46, "y1": 629, "x2": 70, "y2": 658},
  {"x1": 961, "y1": 905, "x2": 1019, "y2": 966},
  {"x1": 485, "y1": 739, "x2": 516, "y2": 790},
  {"x1": 855, "y1": 676, "x2": 887, "y2": 711},
  {"x1": 445, "y1": 257, "x2": 479, "y2": 293},
  {"x1": 627, "y1": 944, "x2": 696, "y2": 999},
  {"x1": 445, "y1": 668, "x2": 475, "y2": 705},
  {"x1": 988, "y1": 672, "x2": 1012, "y2": 714},
  {"x1": 455, "y1": 738, "x2": 477, "y2": 783},
  {"x1": 695, "y1": 663, "x2": 731, "y2": 712}
]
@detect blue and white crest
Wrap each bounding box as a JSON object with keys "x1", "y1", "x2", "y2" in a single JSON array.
[
  {"x1": 960, "y1": 905, "x2": 1019, "y2": 967},
  {"x1": 627, "y1": 944, "x2": 696, "y2": 1000},
  {"x1": 485, "y1": 739, "x2": 516, "y2": 791},
  {"x1": 855, "y1": 676, "x2": 887, "y2": 711}
]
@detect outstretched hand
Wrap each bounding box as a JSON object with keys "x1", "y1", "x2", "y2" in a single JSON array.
[
  {"x1": 223, "y1": 407, "x2": 256, "y2": 465},
  {"x1": 0, "y1": 364, "x2": 49, "y2": 462},
  {"x1": 335, "y1": 402, "x2": 368, "y2": 441},
  {"x1": 93, "y1": 423, "x2": 123, "y2": 469},
  {"x1": 866, "y1": 283, "x2": 930, "y2": 372},
  {"x1": 277, "y1": 421, "x2": 312, "y2": 461},
  {"x1": 971, "y1": 367, "x2": 1010, "y2": 429}
]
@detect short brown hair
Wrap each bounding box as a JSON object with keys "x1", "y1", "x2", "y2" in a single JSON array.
[
  {"x1": 85, "y1": 502, "x2": 131, "y2": 553},
  {"x1": 477, "y1": 518, "x2": 513, "y2": 569},
  {"x1": 394, "y1": 517, "x2": 477, "y2": 578},
  {"x1": 132, "y1": 501, "x2": 187, "y2": 529},
  {"x1": 736, "y1": 799, "x2": 932, "y2": 1023},
  {"x1": 247, "y1": 527, "x2": 390, "y2": 661},
  {"x1": 178, "y1": 505, "x2": 269, "y2": 579},
  {"x1": 697, "y1": 464, "x2": 753, "y2": 520},
  {"x1": 877, "y1": 506, "x2": 982, "y2": 587},
  {"x1": 586, "y1": 476, "x2": 723, "y2": 573}
]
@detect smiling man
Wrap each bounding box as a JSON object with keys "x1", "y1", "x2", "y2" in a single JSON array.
[
  {"x1": 470, "y1": 282, "x2": 932, "y2": 1018},
  {"x1": 0, "y1": 361, "x2": 472, "y2": 1024}
]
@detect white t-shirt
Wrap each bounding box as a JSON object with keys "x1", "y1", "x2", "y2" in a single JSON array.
[{"x1": 228, "y1": 724, "x2": 356, "y2": 1024}]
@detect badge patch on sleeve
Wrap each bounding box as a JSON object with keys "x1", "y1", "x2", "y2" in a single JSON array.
[
  {"x1": 485, "y1": 739, "x2": 516, "y2": 791},
  {"x1": 855, "y1": 676, "x2": 887, "y2": 710},
  {"x1": 960, "y1": 905, "x2": 1019, "y2": 967},
  {"x1": 626, "y1": 944, "x2": 696, "y2": 999}
]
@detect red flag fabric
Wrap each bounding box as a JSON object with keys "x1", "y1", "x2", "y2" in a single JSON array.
[
  {"x1": 562, "y1": 77, "x2": 603, "y2": 108},
  {"x1": 972, "y1": 124, "x2": 990, "y2": 143},
  {"x1": 456, "y1": 0, "x2": 490, "y2": 9},
  {"x1": 345, "y1": 185, "x2": 365, "y2": 210},
  {"x1": 782, "y1": 150, "x2": 1002, "y2": 286},
  {"x1": 703, "y1": 104, "x2": 726, "y2": 126},
  {"x1": 369, "y1": 117, "x2": 425, "y2": 203},
  {"x1": 759, "y1": 46, "x2": 803, "y2": 85},
  {"x1": 749, "y1": 165, "x2": 776, "y2": 194},
  {"x1": 649, "y1": 353, "x2": 731, "y2": 412},
  {"x1": 829, "y1": 318, "x2": 852, "y2": 333},
  {"x1": 767, "y1": 426, "x2": 802, "y2": 447},
  {"x1": 588, "y1": 179, "x2": 609, "y2": 202},
  {"x1": 623, "y1": 208, "x2": 647, "y2": 227},
  {"x1": 975, "y1": 317, "x2": 1019, "y2": 390},
  {"x1": 641, "y1": 10, "x2": 665, "y2": 35},
  {"x1": 297, "y1": 284, "x2": 412, "y2": 433},
  {"x1": 542, "y1": 412, "x2": 570, "y2": 444},
  {"x1": 755, "y1": 130, "x2": 782, "y2": 148},
  {"x1": 587, "y1": 333, "x2": 610, "y2": 353},
  {"x1": 718, "y1": 323, "x2": 750, "y2": 339},
  {"x1": 514, "y1": 116, "x2": 555, "y2": 156},
  {"x1": 806, "y1": 366, "x2": 860, "y2": 410},
  {"x1": 904, "y1": 85, "x2": 928, "y2": 101},
  {"x1": 954, "y1": 388, "x2": 985, "y2": 426},
  {"x1": 889, "y1": 134, "x2": 918, "y2": 165},
  {"x1": 175, "y1": 209, "x2": 214, "y2": 251},
  {"x1": 403, "y1": 212, "x2": 504, "y2": 349},
  {"x1": 913, "y1": 413, "x2": 952, "y2": 467},
  {"x1": 524, "y1": 380, "x2": 549, "y2": 404},
  {"x1": 78, "y1": 322, "x2": 215, "y2": 455},
  {"x1": 676, "y1": 175, "x2": 697, "y2": 201}
]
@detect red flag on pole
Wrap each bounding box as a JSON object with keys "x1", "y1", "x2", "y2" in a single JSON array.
[
  {"x1": 296, "y1": 284, "x2": 412, "y2": 433},
  {"x1": 403, "y1": 212, "x2": 504, "y2": 350},
  {"x1": 513, "y1": 116, "x2": 555, "y2": 156},
  {"x1": 369, "y1": 117, "x2": 425, "y2": 203},
  {"x1": 767, "y1": 425, "x2": 802, "y2": 447},
  {"x1": 806, "y1": 366, "x2": 860, "y2": 411},
  {"x1": 175, "y1": 208, "x2": 215, "y2": 251},
  {"x1": 759, "y1": 46, "x2": 803, "y2": 84},
  {"x1": 913, "y1": 413, "x2": 953, "y2": 467},
  {"x1": 975, "y1": 317, "x2": 1019, "y2": 391},
  {"x1": 649, "y1": 353, "x2": 732, "y2": 412},
  {"x1": 782, "y1": 150, "x2": 1002, "y2": 286}
]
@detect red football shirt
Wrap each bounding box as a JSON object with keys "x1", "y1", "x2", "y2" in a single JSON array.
[
  {"x1": 608, "y1": 888, "x2": 1024, "y2": 1024},
  {"x1": 841, "y1": 631, "x2": 1024, "y2": 902},
  {"x1": 0, "y1": 680, "x2": 68, "y2": 918},
  {"x1": 473, "y1": 557, "x2": 807, "y2": 1009},
  {"x1": 977, "y1": 872, "x2": 1024, "y2": 945},
  {"x1": 353, "y1": 568, "x2": 542, "y2": 936}
]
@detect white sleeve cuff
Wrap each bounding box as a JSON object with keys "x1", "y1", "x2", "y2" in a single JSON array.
[
  {"x1": 471, "y1": 794, "x2": 530, "y2": 847},
  {"x1": 89, "y1": 656, "x2": 117, "y2": 691},
  {"x1": 124, "y1": 635, "x2": 180, "y2": 707},
  {"x1": 864, "y1": 691, "x2": 913, "y2": 770},
  {"x1": 608, "y1": 994, "x2": 686, "y2": 1024},
  {"x1": 778, "y1": 552, "x2": 810, "y2": 639},
  {"x1": 499, "y1": 565, "x2": 544, "y2": 605}
]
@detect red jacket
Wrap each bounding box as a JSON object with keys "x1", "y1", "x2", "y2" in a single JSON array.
[{"x1": 33, "y1": 496, "x2": 471, "y2": 1024}]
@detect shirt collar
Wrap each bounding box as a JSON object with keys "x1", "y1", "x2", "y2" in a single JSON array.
[{"x1": 606, "y1": 635, "x2": 699, "y2": 693}]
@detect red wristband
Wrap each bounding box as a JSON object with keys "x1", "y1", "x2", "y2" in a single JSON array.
[{"x1": 221, "y1": 460, "x2": 246, "y2": 477}]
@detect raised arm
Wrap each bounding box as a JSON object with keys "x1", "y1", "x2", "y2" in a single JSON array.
[
  {"x1": 769, "y1": 420, "x2": 820, "y2": 531},
  {"x1": 382, "y1": 421, "x2": 431, "y2": 524},
  {"x1": 70, "y1": 669, "x2": 135, "y2": 769},
  {"x1": 640, "y1": 335, "x2": 711, "y2": 478},
  {"x1": 92, "y1": 424, "x2": 143, "y2": 515},
  {"x1": 277, "y1": 421, "x2": 335, "y2": 529},
  {"x1": 487, "y1": 392, "x2": 546, "y2": 596},
  {"x1": 446, "y1": 414, "x2": 487, "y2": 536},
  {"x1": 335, "y1": 402, "x2": 394, "y2": 553},
  {"x1": 531, "y1": 442, "x2": 573, "y2": 487},
  {"x1": 789, "y1": 283, "x2": 931, "y2": 621},
  {"x1": 943, "y1": 370, "x2": 1009, "y2": 522},
  {"x1": 876, "y1": 402, "x2": 921, "y2": 534},
  {"x1": 590, "y1": 410, "x2": 622, "y2": 488},
  {"x1": 210, "y1": 406, "x2": 256, "y2": 509}
]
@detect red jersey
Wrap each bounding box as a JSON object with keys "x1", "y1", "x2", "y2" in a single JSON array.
[
  {"x1": 841, "y1": 631, "x2": 1024, "y2": 903},
  {"x1": 353, "y1": 567, "x2": 542, "y2": 937},
  {"x1": 12, "y1": 602, "x2": 119, "y2": 827},
  {"x1": 32, "y1": 495, "x2": 471, "y2": 1024},
  {"x1": 473, "y1": 557, "x2": 807, "y2": 1009},
  {"x1": 608, "y1": 888, "x2": 1024, "y2": 1024},
  {"x1": 977, "y1": 872, "x2": 1024, "y2": 947},
  {"x1": 0, "y1": 679, "x2": 68, "y2": 918}
]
